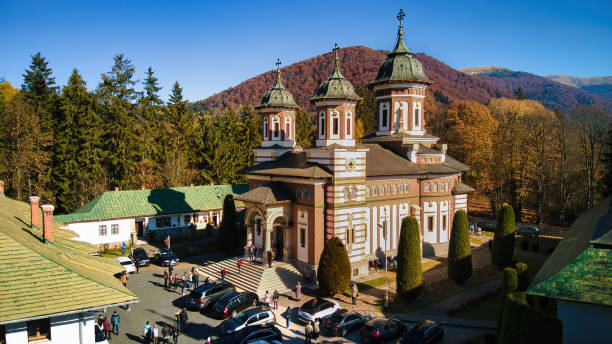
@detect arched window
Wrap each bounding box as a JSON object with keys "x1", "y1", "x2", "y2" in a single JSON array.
[
  {"x1": 381, "y1": 185, "x2": 385, "y2": 195},
  {"x1": 285, "y1": 116, "x2": 292, "y2": 140},
  {"x1": 447, "y1": 182, "x2": 451, "y2": 191},
  {"x1": 350, "y1": 187, "x2": 357, "y2": 200},
  {"x1": 399, "y1": 184, "x2": 404, "y2": 193},
  {"x1": 319, "y1": 111, "x2": 326, "y2": 138},
  {"x1": 373, "y1": 186, "x2": 378, "y2": 196},
  {"x1": 414, "y1": 102, "x2": 421, "y2": 128},
  {"x1": 263, "y1": 117, "x2": 269, "y2": 140},
  {"x1": 405, "y1": 183, "x2": 410, "y2": 192},
  {"x1": 440, "y1": 183, "x2": 445, "y2": 192},
  {"x1": 272, "y1": 116, "x2": 280, "y2": 139},
  {"x1": 367, "y1": 185, "x2": 371, "y2": 196},
  {"x1": 387, "y1": 185, "x2": 391, "y2": 194},
  {"x1": 393, "y1": 184, "x2": 398, "y2": 194},
  {"x1": 380, "y1": 102, "x2": 389, "y2": 130},
  {"x1": 331, "y1": 111, "x2": 340, "y2": 138},
  {"x1": 346, "y1": 111, "x2": 352, "y2": 138},
  {"x1": 433, "y1": 183, "x2": 438, "y2": 192},
  {"x1": 424, "y1": 183, "x2": 430, "y2": 192},
  {"x1": 344, "y1": 187, "x2": 350, "y2": 201}
]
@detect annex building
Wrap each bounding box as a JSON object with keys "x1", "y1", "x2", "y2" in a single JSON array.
[{"x1": 236, "y1": 12, "x2": 473, "y2": 277}]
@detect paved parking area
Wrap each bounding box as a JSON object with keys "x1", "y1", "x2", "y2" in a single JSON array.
[{"x1": 94, "y1": 259, "x2": 483, "y2": 344}]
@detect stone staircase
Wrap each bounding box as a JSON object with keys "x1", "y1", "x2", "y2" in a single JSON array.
[{"x1": 197, "y1": 258, "x2": 304, "y2": 297}]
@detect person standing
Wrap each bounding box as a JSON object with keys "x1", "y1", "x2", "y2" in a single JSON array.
[
  {"x1": 295, "y1": 281, "x2": 302, "y2": 301},
  {"x1": 171, "y1": 325, "x2": 179, "y2": 344},
  {"x1": 121, "y1": 271, "x2": 128, "y2": 287},
  {"x1": 181, "y1": 273, "x2": 187, "y2": 295},
  {"x1": 111, "y1": 311, "x2": 120, "y2": 335},
  {"x1": 97, "y1": 314, "x2": 104, "y2": 327},
  {"x1": 351, "y1": 282, "x2": 359, "y2": 305},
  {"x1": 237, "y1": 257, "x2": 243, "y2": 274},
  {"x1": 103, "y1": 316, "x2": 111, "y2": 339},
  {"x1": 264, "y1": 290, "x2": 270, "y2": 308},
  {"x1": 152, "y1": 324, "x2": 159, "y2": 344},
  {"x1": 174, "y1": 309, "x2": 181, "y2": 333},
  {"x1": 304, "y1": 321, "x2": 313, "y2": 344},
  {"x1": 272, "y1": 290, "x2": 279, "y2": 310},
  {"x1": 163, "y1": 270, "x2": 169, "y2": 290},
  {"x1": 206, "y1": 337, "x2": 212, "y2": 344},
  {"x1": 284, "y1": 306, "x2": 291, "y2": 328},
  {"x1": 221, "y1": 267, "x2": 227, "y2": 284},
  {"x1": 313, "y1": 318, "x2": 320, "y2": 340},
  {"x1": 161, "y1": 325, "x2": 171, "y2": 344},
  {"x1": 188, "y1": 271, "x2": 193, "y2": 290},
  {"x1": 193, "y1": 270, "x2": 199, "y2": 288},
  {"x1": 267, "y1": 250, "x2": 273, "y2": 268},
  {"x1": 249, "y1": 244, "x2": 255, "y2": 261},
  {"x1": 168, "y1": 263, "x2": 174, "y2": 275},
  {"x1": 121, "y1": 242, "x2": 127, "y2": 255},
  {"x1": 143, "y1": 321, "x2": 152, "y2": 344},
  {"x1": 135, "y1": 256, "x2": 140, "y2": 274},
  {"x1": 179, "y1": 307, "x2": 189, "y2": 333}
]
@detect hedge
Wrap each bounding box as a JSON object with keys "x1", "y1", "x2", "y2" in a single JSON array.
[
  {"x1": 448, "y1": 210, "x2": 472, "y2": 283},
  {"x1": 503, "y1": 267, "x2": 518, "y2": 293},
  {"x1": 515, "y1": 262, "x2": 529, "y2": 291},
  {"x1": 396, "y1": 216, "x2": 422, "y2": 300},
  {"x1": 492, "y1": 205, "x2": 516, "y2": 267},
  {"x1": 499, "y1": 292, "x2": 563, "y2": 344},
  {"x1": 317, "y1": 236, "x2": 352, "y2": 296}
]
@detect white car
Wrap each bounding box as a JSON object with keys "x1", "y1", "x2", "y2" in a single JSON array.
[
  {"x1": 95, "y1": 324, "x2": 109, "y2": 344},
  {"x1": 116, "y1": 256, "x2": 136, "y2": 273},
  {"x1": 298, "y1": 298, "x2": 340, "y2": 323}
]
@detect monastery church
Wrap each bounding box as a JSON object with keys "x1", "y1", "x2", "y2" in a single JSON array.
[{"x1": 236, "y1": 10, "x2": 473, "y2": 278}]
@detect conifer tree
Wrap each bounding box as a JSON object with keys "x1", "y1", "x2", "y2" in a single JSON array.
[
  {"x1": 492, "y1": 205, "x2": 516, "y2": 267},
  {"x1": 296, "y1": 107, "x2": 314, "y2": 148},
  {"x1": 136, "y1": 67, "x2": 164, "y2": 188},
  {"x1": 448, "y1": 210, "x2": 472, "y2": 283},
  {"x1": 217, "y1": 194, "x2": 239, "y2": 253},
  {"x1": 317, "y1": 236, "x2": 352, "y2": 296},
  {"x1": 396, "y1": 216, "x2": 423, "y2": 300}
]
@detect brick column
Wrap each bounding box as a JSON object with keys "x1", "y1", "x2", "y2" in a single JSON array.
[
  {"x1": 41, "y1": 204, "x2": 55, "y2": 244},
  {"x1": 29, "y1": 196, "x2": 41, "y2": 229}
]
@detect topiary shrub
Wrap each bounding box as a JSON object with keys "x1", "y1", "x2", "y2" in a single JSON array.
[
  {"x1": 396, "y1": 216, "x2": 423, "y2": 300},
  {"x1": 520, "y1": 240, "x2": 529, "y2": 251},
  {"x1": 519, "y1": 302, "x2": 563, "y2": 344},
  {"x1": 531, "y1": 242, "x2": 539, "y2": 252},
  {"x1": 515, "y1": 262, "x2": 529, "y2": 291},
  {"x1": 448, "y1": 210, "x2": 472, "y2": 284},
  {"x1": 216, "y1": 194, "x2": 239, "y2": 253},
  {"x1": 503, "y1": 267, "x2": 518, "y2": 293},
  {"x1": 492, "y1": 205, "x2": 516, "y2": 268},
  {"x1": 499, "y1": 292, "x2": 528, "y2": 344},
  {"x1": 317, "y1": 236, "x2": 352, "y2": 296}
]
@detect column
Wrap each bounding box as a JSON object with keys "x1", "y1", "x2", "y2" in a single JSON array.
[
  {"x1": 263, "y1": 223, "x2": 272, "y2": 267},
  {"x1": 282, "y1": 227, "x2": 290, "y2": 261},
  {"x1": 244, "y1": 224, "x2": 253, "y2": 257}
]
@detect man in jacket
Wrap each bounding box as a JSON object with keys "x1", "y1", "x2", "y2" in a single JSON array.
[
  {"x1": 111, "y1": 311, "x2": 120, "y2": 335},
  {"x1": 179, "y1": 307, "x2": 189, "y2": 333}
]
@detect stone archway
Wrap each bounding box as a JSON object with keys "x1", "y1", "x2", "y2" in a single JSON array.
[{"x1": 271, "y1": 216, "x2": 290, "y2": 262}]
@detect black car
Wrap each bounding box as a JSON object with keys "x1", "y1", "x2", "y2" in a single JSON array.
[
  {"x1": 476, "y1": 222, "x2": 496, "y2": 232},
  {"x1": 359, "y1": 317, "x2": 406, "y2": 344},
  {"x1": 212, "y1": 291, "x2": 259, "y2": 318},
  {"x1": 129, "y1": 248, "x2": 150, "y2": 266},
  {"x1": 401, "y1": 320, "x2": 444, "y2": 344},
  {"x1": 187, "y1": 283, "x2": 236, "y2": 311},
  {"x1": 213, "y1": 324, "x2": 282, "y2": 344},
  {"x1": 154, "y1": 249, "x2": 179, "y2": 266},
  {"x1": 321, "y1": 309, "x2": 372, "y2": 337}
]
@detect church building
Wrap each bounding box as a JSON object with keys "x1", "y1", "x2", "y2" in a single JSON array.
[{"x1": 236, "y1": 10, "x2": 473, "y2": 277}]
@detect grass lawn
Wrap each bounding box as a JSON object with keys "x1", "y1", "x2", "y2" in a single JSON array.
[
  {"x1": 452, "y1": 291, "x2": 502, "y2": 321},
  {"x1": 354, "y1": 257, "x2": 447, "y2": 293}
]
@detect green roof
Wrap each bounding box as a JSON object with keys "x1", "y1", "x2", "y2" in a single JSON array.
[
  {"x1": 255, "y1": 62, "x2": 298, "y2": 110},
  {"x1": 310, "y1": 46, "x2": 361, "y2": 102},
  {"x1": 0, "y1": 196, "x2": 136, "y2": 324},
  {"x1": 55, "y1": 184, "x2": 249, "y2": 223},
  {"x1": 527, "y1": 196, "x2": 612, "y2": 306}
]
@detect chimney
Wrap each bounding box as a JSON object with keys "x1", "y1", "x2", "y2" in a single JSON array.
[
  {"x1": 0, "y1": 180, "x2": 4, "y2": 196},
  {"x1": 41, "y1": 204, "x2": 55, "y2": 244},
  {"x1": 29, "y1": 196, "x2": 41, "y2": 229},
  {"x1": 114, "y1": 186, "x2": 119, "y2": 192}
]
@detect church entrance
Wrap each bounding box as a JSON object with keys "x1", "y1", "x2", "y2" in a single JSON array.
[{"x1": 274, "y1": 227, "x2": 284, "y2": 260}]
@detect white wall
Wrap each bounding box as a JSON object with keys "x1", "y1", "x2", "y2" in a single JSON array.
[
  {"x1": 297, "y1": 210, "x2": 308, "y2": 263},
  {"x1": 440, "y1": 200, "x2": 449, "y2": 243},
  {"x1": 4, "y1": 313, "x2": 95, "y2": 344},
  {"x1": 423, "y1": 201, "x2": 438, "y2": 243},
  {"x1": 68, "y1": 218, "x2": 133, "y2": 246}
]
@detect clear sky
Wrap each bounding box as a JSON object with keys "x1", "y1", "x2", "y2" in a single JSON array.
[{"x1": 1, "y1": 0, "x2": 611, "y2": 101}]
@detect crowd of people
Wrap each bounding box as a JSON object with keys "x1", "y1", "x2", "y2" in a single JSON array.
[
  {"x1": 368, "y1": 255, "x2": 398, "y2": 270},
  {"x1": 163, "y1": 266, "x2": 202, "y2": 295}
]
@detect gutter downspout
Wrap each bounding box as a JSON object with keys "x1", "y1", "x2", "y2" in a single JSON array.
[{"x1": 78, "y1": 313, "x2": 83, "y2": 344}]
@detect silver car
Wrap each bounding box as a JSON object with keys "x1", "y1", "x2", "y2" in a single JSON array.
[{"x1": 219, "y1": 306, "x2": 276, "y2": 335}]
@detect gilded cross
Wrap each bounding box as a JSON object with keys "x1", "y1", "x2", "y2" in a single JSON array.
[{"x1": 397, "y1": 9, "x2": 405, "y2": 23}]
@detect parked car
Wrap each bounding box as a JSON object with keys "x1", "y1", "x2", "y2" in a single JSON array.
[
  {"x1": 401, "y1": 320, "x2": 444, "y2": 344},
  {"x1": 187, "y1": 283, "x2": 236, "y2": 311},
  {"x1": 94, "y1": 324, "x2": 109, "y2": 344},
  {"x1": 115, "y1": 256, "x2": 136, "y2": 273},
  {"x1": 212, "y1": 291, "x2": 259, "y2": 318},
  {"x1": 213, "y1": 324, "x2": 282, "y2": 344},
  {"x1": 359, "y1": 317, "x2": 406, "y2": 344},
  {"x1": 219, "y1": 306, "x2": 276, "y2": 335},
  {"x1": 129, "y1": 248, "x2": 150, "y2": 266},
  {"x1": 476, "y1": 222, "x2": 496, "y2": 232},
  {"x1": 321, "y1": 309, "x2": 372, "y2": 337},
  {"x1": 154, "y1": 249, "x2": 179, "y2": 266},
  {"x1": 517, "y1": 226, "x2": 540, "y2": 237},
  {"x1": 298, "y1": 298, "x2": 340, "y2": 323}
]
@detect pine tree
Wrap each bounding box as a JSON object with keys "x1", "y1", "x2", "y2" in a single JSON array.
[
  {"x1": 355, "y1": 85, "x2": 376, "y2": 136},
  {"x1": 492, "y1": 205, "x2": 516, "y2": 267},
  {"x1": 295, "y1": 106, "x2": 314, "y2": 148},
  {"x1": 216, "y1": 194, "x2": 239, "y2": 253},
  {"x1": 396, "y1": 216, "x2": 423, "y2": 300},
  {"x1": 317, "y1": 236, "x2": 352, "y2": 296},
  {"x1": 448, "y1": 210, "x2": 472, "y2": 283}
]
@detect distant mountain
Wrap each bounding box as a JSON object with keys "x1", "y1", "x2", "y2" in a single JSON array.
[
  {"x1": 545, "y1": 75, "x2": 612, "y2": 99},
  {"x1": 460, "y1": 66, "x2": 612, "y2": 111},
  {"x1": 191, "y1": 46, "x2": 511, "y2": 113}
]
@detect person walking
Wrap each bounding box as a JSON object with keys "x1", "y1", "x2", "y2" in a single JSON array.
[
  {"x1": 174, "y1": 309, "x2": 181, "y2": 333},
  {"x1": 103, "y1": 316, "x2": 111, "y2": 339},
  {"x1": 284, "y1": 306, "x2": 291, "y2": 328},
  {"x1": 135, "y1": 256, "x2": 140, "y2": 274},
  {"x1": 313, "y1": 318, "x2": 320, "y2": 340},
  {"x1": 264, "y1": 290, "x2": 270, "y2": 308},
  {"x1": 143, "y1": 321, "x2": 152, "y2": 344},
  {"x1": 295, "y1": 281, "x2": 302, "y2": 301},
  {"x1": 121, "y1": 271, "x2": 128, "y2": 287},
  {"x1": 152, "y1": 324, "x2": 159, "y2": 344},
  {"x1": 273, "y1": 290, "x2": 279, "y2": 310},
  {"x1": 179, "y1": 307, "x2": 189, "y2": 332},
  {"x1": 163, "y1": 270, "x2": 169, "y2": 290},
  {"x1": 351, "y1": 282, "x2": 359, "y2": 305},
  {"x1": 304, "y1": 321, "x2": 313, "y2": 344},
  {"x1": 181, "y1": 273, "x2": 187, "y2": 295},
  {"x1": 121, "y1": 242, "x2": 127, "y2": 255},
  {"x1": 111, "y1": 311, "x2": 120, "y2": 335},
  {"x1": 237, "y1": 257, "x2": 243, "y2": 274},
  {"x1": 221, "y1": 267, "x2": 227, "y2": 284}
]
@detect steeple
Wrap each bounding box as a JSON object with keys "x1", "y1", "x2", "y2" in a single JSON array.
[
  {"x1": 310, "y1": 44, "x2": 361, "y2": 102},
  {"x1": 390, "y1": 9, "x2": 411, "y2": 56},
  {"x1": 256, "y1": 58, "x2": 298, "y2": 110}
]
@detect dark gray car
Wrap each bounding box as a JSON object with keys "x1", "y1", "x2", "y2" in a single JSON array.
[{"x1": 187, "y1": 283, "x2": 236, "y2": 310}]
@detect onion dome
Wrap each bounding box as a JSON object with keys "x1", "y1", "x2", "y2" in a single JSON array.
[
  {"x1": 256, "y1": 59, "x2": 298, "y2": 109},
  {"x1": 310, "y1": 44, "x2": 362, "y2": 102},
  {"x1": 369, "y1": 9, "x2": 432, "y2": 87}
]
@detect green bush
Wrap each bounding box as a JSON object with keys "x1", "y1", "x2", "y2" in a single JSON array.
[
  {"x1": 448, "y1": 210, "x2": 472, "y2": 283},
  {"x1": 531, "y1": 242, "x2": 540, "y2": 252},
  {"x1": 396, "y1": 216, "x2": 423, "y2": 300},
  {"x1": 499, "y1": 292, "x2": 527, "y2": 344},
  {"x1": 503, "y1": 267, "x2": 518, "y2": 293},
  {"x1": 515, "y1": 262, "x2": 529, "y2": 291},
  {"x1": 520, "y1": 240, "x2": 529, "y2": 251},
  {"x1": 317, "y1": 237, "x2": 352, "y2": 296},
  {"x1": 216, "y1": 194, "x2": 239, "y2": 253},
  {"x1": 492, "y1": 205, "x2": 516, "y2": 267},
  {"x1": 499, "y1": 292, "x2": 563, "y2": 344}
]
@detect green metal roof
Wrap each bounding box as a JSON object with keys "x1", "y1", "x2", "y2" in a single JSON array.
[
  {"x1": 369, "y1": 17, "x2": 432, "y2": 87},
  {"x1": 0, "y1": 196, "x2": 136, "y2": 324},
  {"x1": 55, "y1": 184, "x2": 249, "y2": 223},
  {"x1": 255, "y1": 61, "x2": 298, "y2": 110},
  {"x1": 310, "y1": 46, "x2": 361, "y2": 102}
]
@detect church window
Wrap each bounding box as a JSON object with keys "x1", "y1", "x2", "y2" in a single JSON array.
[
  {"x1": 367, "y1": 185, "x2": 371, "y2": 196},
  {"x1": 393, "y1": 184, "x2": 398, "y2": 194},
  {"x1": 285, "y1": 116, "x2": 292, "y2": 140},
  {"x1": 405, "y1": 183, "x2": 410, "y2": 192},
  {"x1": 344, "y1": 187, "x2": 350, "y2": 201},
  {"x1": 414, "y1": 102, "x2": 421, "y2": 128},
  {"x1": 381, "y1": 185, "x2": 385, "y2": 195},
  {"x1": 399, "y1": 184, "x2": 404, "y2": 193},
  {"x1": 300, "y1": 228, "x2": 306, "y2": 248},
  {"x1": 433, "y1": 183, "x2": 438, "y2": 192},
  {"x1": 331, "y1": 111, "x2": 339, "y2": 137},
  {"x1": 447, "y1": 182, "x2": 451, "y2": 191},
  {"x1": 272, "y1": 116, "x2": 280, "y2": 139},
  {"x1": 319, "y1": 111, "x2": 326, "y2": 138},
  {"x1": 351, "y1": 187, "x2": 357, "y2": 199},
  {"x1": 373, "y1": 186, "x2": 378, "y2": 196},
  {"x1": 424, "y1": 183, "x2": 430, "y2": 192},
  {"x1": 346, "y1": 111, "x2": 352, "y2": 137},
  {"x1": 263, "y1": 117, "x2": 269, "y2": 140},
  {"x1": 442, "y1": 214, "x2": 447, "y2": 230},
  {"x1": 427, "y1": 216, "x2": 434, "y2": 232},
  {"x1": 387, "y1": 185, "x2": 391, "y2": 194},
  {"x1": 381, "y1": 103, "x2": 389, "y2": 129}
]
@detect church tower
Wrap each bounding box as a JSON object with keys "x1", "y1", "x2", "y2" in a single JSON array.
[
  {"x1": 254, "y1": 59, "x2": 299, "y2": 163},
  {"x1": 369, "y1": 9, "x2": 435, "y2": 145}
]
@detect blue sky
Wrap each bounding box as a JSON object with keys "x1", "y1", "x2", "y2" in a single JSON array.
[{"x1": 1, "y1": 0, "x2": 611, "y2": 101}]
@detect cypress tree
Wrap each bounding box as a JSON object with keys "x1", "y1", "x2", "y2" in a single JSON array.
[
  {"x1": 396, "y1": 216, "x2": 423, "y2": 300},
  {"x1": 295, "y1": 106, "x2": 314, "y2": 148},
  {"x1": 317, "y1": 236, "x2": 352, "y2": 296},
  {"x1": 492, "y1": 205, "x2": 516, "y2": 267},
  {"x1": 448, "y1": 210, "x2": 472, "y2": 283},
  {"x1": 216, "y1": 194, "x2": 238, "y2": 253}
]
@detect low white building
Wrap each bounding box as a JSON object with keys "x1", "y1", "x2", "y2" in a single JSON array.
[
  {"x1": 54, "y1": 184, "x2": 248, "y2": 247},
  {"x1": 0, "y1": 195, "x2": 137, "y2": 344}
]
